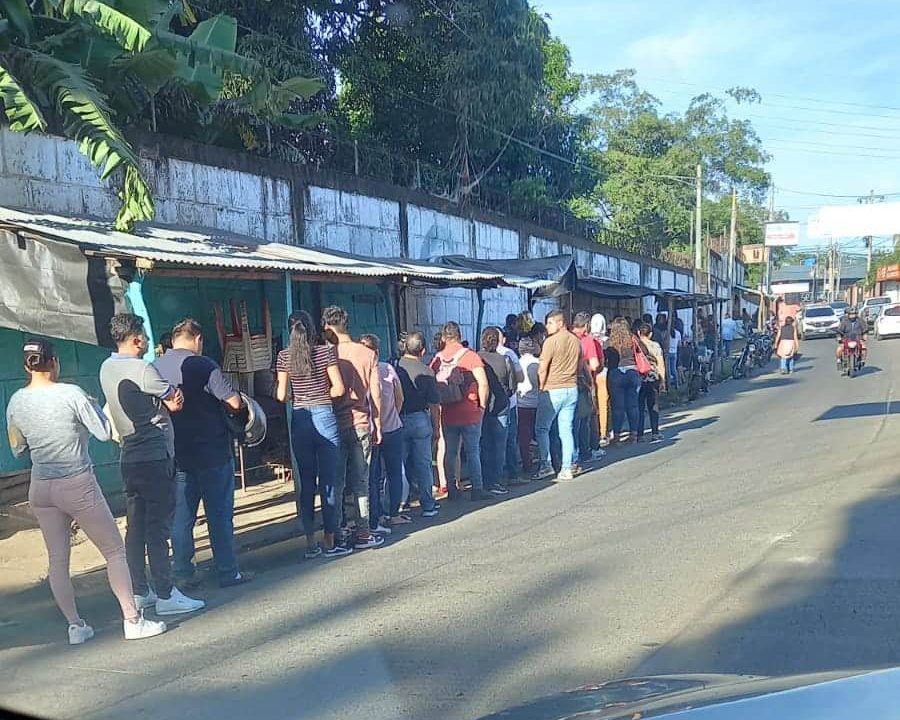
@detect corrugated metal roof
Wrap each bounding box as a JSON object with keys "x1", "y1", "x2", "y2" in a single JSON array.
[{"x1": 0, "y1": 207, "x2": 503, "y2": 285}]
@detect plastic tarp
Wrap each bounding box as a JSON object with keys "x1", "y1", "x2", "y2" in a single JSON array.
[
  {"x1": 577, "y1": 277, "x2": 656, "y2": 299},
  {"x1": 0, "y1": 229, "x2": 128, "y2": 346},
  {"x1": 433, "y1": 254, "x2": 576, "y2": 297}
]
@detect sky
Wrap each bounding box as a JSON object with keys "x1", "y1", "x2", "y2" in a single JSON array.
[{"x1": 541, "y1": 0, "x2": 900, "y2": 254}]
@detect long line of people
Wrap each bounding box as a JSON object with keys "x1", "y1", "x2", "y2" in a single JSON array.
[{"x1": 6, "y1": 304, "x2": 691, "y2": 646}]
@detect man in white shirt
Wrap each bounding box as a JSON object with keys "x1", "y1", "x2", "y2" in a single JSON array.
[
  {"x1": 497, "y1": 327, "x2": 525, "y2": 484},
  {"x1": 721, "y1": 313, "x2": 738, "y2": 357}
]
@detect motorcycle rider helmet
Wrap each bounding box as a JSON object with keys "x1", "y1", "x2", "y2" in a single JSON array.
[
  {"x1": 224, "y1": 392, "x2": 268, "y2": 447},
  {"x1": 847, "y1": 306, "x2": 859, "y2": 316}
]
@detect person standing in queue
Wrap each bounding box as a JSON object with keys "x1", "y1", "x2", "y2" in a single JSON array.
[
  {"x1": 154, "y1": 318, "x2": 251, "y2": 588},
  {"x1": 478, "y1": 327, "x2": 515, "y2": 497},
  {"x1": 396, "y1": 331, "x2": 441, "y2": 518},
  {"x1": 7, "y1": 339, "x2": 167, "y2": 644},
  {"x1": 605, "y1": 317, "x2": 642, "y2": 443},
  {"x1": 276, "y1": 311, "x2": 349, "y2": 559},
  {"x1": 322, "y1": 305, "x2": 384, "y2": 549},
  {"x1": 636, "y1": 323, "x2": 666, "y2": 442},
  {"x1": 572, "y1": 312, "x2": 604, "y2": 464},
  {"x1": 430, "y1": 321, "x2": 491, "y2": 501},
  {"x1": 533, "y1": 310, "x2": 582, "y2": 481},
  {"x1": 497, "y1": 327, "x2": 525, "y2": 485},
  {"x1": 100, "y1": 314, "x2": 206, "y2": 612}
]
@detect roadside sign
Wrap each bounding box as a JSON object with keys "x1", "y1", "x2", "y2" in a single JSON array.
[
  {"x1": 765, "y1": 222, "x2": 801, "y2": 247},
  {"x1": 802, "y1": 257, "x2": 816, "y2": 267},
  {"x1": 740, "y1": 244, "x2": 769, "y2": 264}
]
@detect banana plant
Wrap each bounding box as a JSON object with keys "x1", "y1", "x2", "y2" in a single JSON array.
[{"x1": 0, "y1": 0, "x2": 321, "y2": 231}]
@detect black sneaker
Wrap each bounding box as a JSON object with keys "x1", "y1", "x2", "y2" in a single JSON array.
[
  {"x1": 487, "y1": 485, "x2": 509, "y2": 496},
  {"x1": 469, "y1": 489, "x2": 495, "y2": 501}
]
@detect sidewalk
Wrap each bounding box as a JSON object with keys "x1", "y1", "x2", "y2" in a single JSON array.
[{"x1": 0, "y1": 478, "x2": 300, "y2": 594}]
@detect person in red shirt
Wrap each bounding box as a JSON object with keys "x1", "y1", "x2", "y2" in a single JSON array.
[
  {"x1": 429, "y1": 322, "x2": 492, "y2": 501},
  {"x1": 572, "y1": 311, "x2": 605, "y2": 464}
]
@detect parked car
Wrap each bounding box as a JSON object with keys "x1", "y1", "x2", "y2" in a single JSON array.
[
  {"x1": 874, "y1": 303, "x2": 900, "y2": 340},
  {"x1": 829, "y1": 300, "x2": 849, "y2": 318},
  {"x1": 860, "y1": 295, "x2": 892, "y2": 328},
  {"x1": 799, "y1": 304, "x2": 839, "y2": 339}
]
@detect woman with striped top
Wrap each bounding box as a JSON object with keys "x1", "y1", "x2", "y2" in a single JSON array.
[{"x1": 276, "y1": 311, "x2": 349, "y2": 559}]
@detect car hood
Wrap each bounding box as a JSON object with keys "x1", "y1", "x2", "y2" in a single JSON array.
[{"x1": 476, "y1": 667, "x2": 900, "y2": 719}]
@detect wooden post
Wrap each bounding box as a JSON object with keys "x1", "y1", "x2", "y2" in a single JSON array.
[
  {"x1": 380, "y1": 282, "x2": 400, "y2": 359},
  {"x1": 475, "y1": 287, "x2": 485, "y2": 344},
  {"x1": 283, "y1": 272, "x2": 301, "y2": 516}
]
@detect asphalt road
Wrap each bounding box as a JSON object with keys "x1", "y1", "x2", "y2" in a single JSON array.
[{"x1": 2, "y1": 337, "x2": 899, "y2": 720}]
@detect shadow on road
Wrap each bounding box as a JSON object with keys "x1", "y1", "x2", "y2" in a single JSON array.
[{"x1": 815, "y1": 401, "x2": 900, "y2": 421}]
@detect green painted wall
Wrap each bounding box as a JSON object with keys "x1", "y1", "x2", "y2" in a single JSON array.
[
  {"x1": 1, "y1": 274, "x2": 393, "y2": 500},
  {"x1": 0, "y1": 327, "x2": 121, "y2": 493}
]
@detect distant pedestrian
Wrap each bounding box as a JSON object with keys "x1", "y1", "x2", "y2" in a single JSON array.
[
  {"x1": 533, "y1": 310, "x2": 582, "y2": 481},
  {"x1": 590, "y1": 313, "x2": 610, "y2": 446},
  {"x1": 360, "y1": 334, "x2": 408, "y2": 528},
  {"x1": 775, "y1": 316, "x2": 799, "y2": 374},
  {"x1": 637, "y1": 324, "x2": 666, "y2": 442},
  {"x1": 396, "y1": 331, "x2": 440, "y2": 518},
  {"x1": 741, "y1": 308, "x2": 752, "y2": 336},
  {"x1": 323, "y1": 305, "x2": 384, "y2": 549},
  {"x1": 478, "y1": 327, "x2": 515, "y2": 496},
  {"x1": 155, "y1": 318, "x2": 251, "y2": 587},
  {"x1": 515, "y1": 337, "x2": 540, "y2": 475},
  {"x1": 721, "y1": 313, "x2": 738, "y2": 357},
  {"x1": 668, "y1": 324, "x2": 682, "y2": 390},
  {"x1": 430, "y1": 321, "x2": 492, "y2": 501},
  {"x1": 497, "y1": 327, "x2": 525, "y2": 483},
  {"x1": 605, "y1": 317, "x2": 642, "y2": 443},
  {"x1": 275, "y1": 311, "x2": 348, "y2": 558},
  {"x1": 503, "y1": 313, "x2": 521, "y2": 355},
  {"x1": 653, "y1": 313, "x2": 670, "y2": 356},
  {"x1": 7, "y1": 339, "x2": 166, "y2": 643},
  {"x1": 572, "y1": 312, "x2": 603, "y2": 464},
  {"x1": 101, "y1": 314, "x2": 206, "y2": 613}
]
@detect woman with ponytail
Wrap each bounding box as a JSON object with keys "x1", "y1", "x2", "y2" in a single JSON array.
[
  {"x1": 276, "y1": 311, "x2": 349, "y2": 558},
  {"x1": 6, "y1": 339, "x2": 166, "y2": 644}
]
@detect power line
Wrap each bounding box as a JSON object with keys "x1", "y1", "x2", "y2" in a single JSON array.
[{"x1": 775, "y1": 186, "x2": 900, "y2": 198}]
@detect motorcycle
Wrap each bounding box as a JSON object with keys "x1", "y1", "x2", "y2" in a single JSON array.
[
  {"x1": 732, "y1": 335, "x2": 757, "y2": 379},
  {"x1": 752, "y1": 330, "x2": 774, "y2": 367},
  {"x1": 687, "y1": 344, "x2": 712, "y2": 400},
  {"x1": 839, "y1": 337, "x2": 863, "y2": 377}
]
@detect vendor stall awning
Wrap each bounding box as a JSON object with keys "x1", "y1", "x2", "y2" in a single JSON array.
[
  {"x1": 434, "y1": 254, "x2": 576, "y2": 297},
  {"x1": 0, "y1": 208, "x2": 504, "y2": 285},
  {"x1": 0, "y1": 207, "x2": 508, "y2": 345}
]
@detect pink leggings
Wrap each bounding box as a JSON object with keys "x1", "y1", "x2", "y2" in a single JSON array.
[{"x1": 29, "y1": 471, "x2": 138, "y2": 624}]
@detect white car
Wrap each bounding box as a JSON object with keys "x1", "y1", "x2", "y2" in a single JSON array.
[
  {"x1": 799, "y1": 304, "x2": 840, "y2": 339},
  {"x1": 861, "y1": 295, "x2": 892, "y2": 328},
  {"x1": 874, "y1": 303, "x2": 900, "y2": 340}
]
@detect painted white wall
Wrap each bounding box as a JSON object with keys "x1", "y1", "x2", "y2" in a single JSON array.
[
  {"x1": 304, "y1": 186, "x2": 400, "y2": 256},
  {"x1": 0, "y1": 128, "x2": 295, "y2": 243}
]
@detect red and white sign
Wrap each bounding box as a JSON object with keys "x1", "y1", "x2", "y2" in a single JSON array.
[{"x1": 764, "y1": 222, "x2": 800, "y2": 247}]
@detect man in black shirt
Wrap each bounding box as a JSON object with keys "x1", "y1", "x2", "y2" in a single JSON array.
[
  {"x1": 836, "y1": 306, "x2": 868, "y2": 366},
  {"x1": 397, "y1": 332, "x2": 441, "y2": 517}
]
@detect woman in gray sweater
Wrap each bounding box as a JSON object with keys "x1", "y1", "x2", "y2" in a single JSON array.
[{"x1": 6, "y1": 339, "x2": 166, "y2": 645}]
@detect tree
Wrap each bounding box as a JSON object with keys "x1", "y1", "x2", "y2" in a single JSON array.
[
  {"x1": 572, "y1": 70, "x2": 771, "y2": 256},
  {"x1": 0, "y1": 0, "x2": 321, "y2": 230}
]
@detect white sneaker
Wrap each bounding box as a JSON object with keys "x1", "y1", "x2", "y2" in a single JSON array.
[
  {"x1": 134, "y1": 589, "x2": 158, "y2": 611},
  {"x1": 591, "y1": 449, "x2": 606, "y2": 460},
  {"x1": 124, "y1": 612, "x2": 167, "y2": 640},
  {"x1": 68, "y1": 621, "x2": 94, "y2": 645},
  {"x1": 155, "y1": 587, "x2": 205, "y2": 616}
]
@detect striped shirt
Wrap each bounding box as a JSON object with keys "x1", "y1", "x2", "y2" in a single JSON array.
[{"x1": 276, "y1": 345, "x2": 337, "y2": 408}]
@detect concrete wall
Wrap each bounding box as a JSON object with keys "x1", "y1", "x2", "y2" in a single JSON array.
[
  {"x1": 0, "y1": 127, "x2": 697, "y2": 349},
  {"x1": 0, "y1": 129, "x2": 293, "y2": 243}
]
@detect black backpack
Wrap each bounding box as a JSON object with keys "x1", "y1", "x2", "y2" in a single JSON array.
[{"x1": 480, "y1": 353, "x2": 513, "y2": 416}]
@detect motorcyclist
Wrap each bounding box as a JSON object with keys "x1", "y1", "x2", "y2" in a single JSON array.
[{"x1": 835, "y1": 306, "x2": 867, "y2": 367}]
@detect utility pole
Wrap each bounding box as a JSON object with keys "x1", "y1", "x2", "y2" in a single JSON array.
[
  {"x1": 728, "y1": 188, "x2": 738, "y2": 311},
  {"x1": 858, "y1": 189, "x2": 885, "y2": 291},
  {"x1": 694, "y1": 163, "x2": 703, "y2": 269}
]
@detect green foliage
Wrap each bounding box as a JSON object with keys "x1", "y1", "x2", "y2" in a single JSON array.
[{"x1": 0, "y1": 0, "x2": 321, "y2": 230}]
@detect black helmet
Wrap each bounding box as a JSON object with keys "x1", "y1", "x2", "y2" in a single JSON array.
[{"x1": 847, "y1": 306, "x2": 859, "y2": 316}]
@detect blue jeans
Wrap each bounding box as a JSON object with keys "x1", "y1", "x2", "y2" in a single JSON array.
[
  {"x1": 369, "y1": 427, "x2": 404, "y2": 526},
  {"x1": 535, "y1": 387, "x2": 578, "y2": 472},
  {"x1": 173, "y1": 459, "x2": 238, "y2": 583},
  {"x1": 290, "y1": 405, "x2": 340, "y2": 537},
  {"x1": 724, "y1": 339, "x2": 733, "y2": 357},
  {"x1": 780, "y1": 355, "x2": 795, "y2": 373},
  {"x1": 504, "y1": 406, "x2": 522, "y2": 480},
  {"x1": 442, "y1": 421, "x2": 483, "y2": 492},
  {"x1": 480, "y1": 412, "x2": 509, "y2": 488},
  {"x1": 667, "y1": 353, "x2": 678, "y2": 388},
  {"x1": 608, "y1": 368, "x2": 642, "y2": 436},
  {"x1": 401, "y1": 411, "x2": 436, "y2": 512}
]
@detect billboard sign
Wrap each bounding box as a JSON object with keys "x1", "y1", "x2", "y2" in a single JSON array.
[
  {"x1": 771, "y1": 282, "x2": 810, "y2": 294},
  {"x1": 740, "y1": 244, "x2": 769, "y2": 264},
  {"x1": 807, "y1": 201, "x2": 900, "y2": 239},
  {"x1": 764, "y1": 222, "x2": 801, "y2": 247}
]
